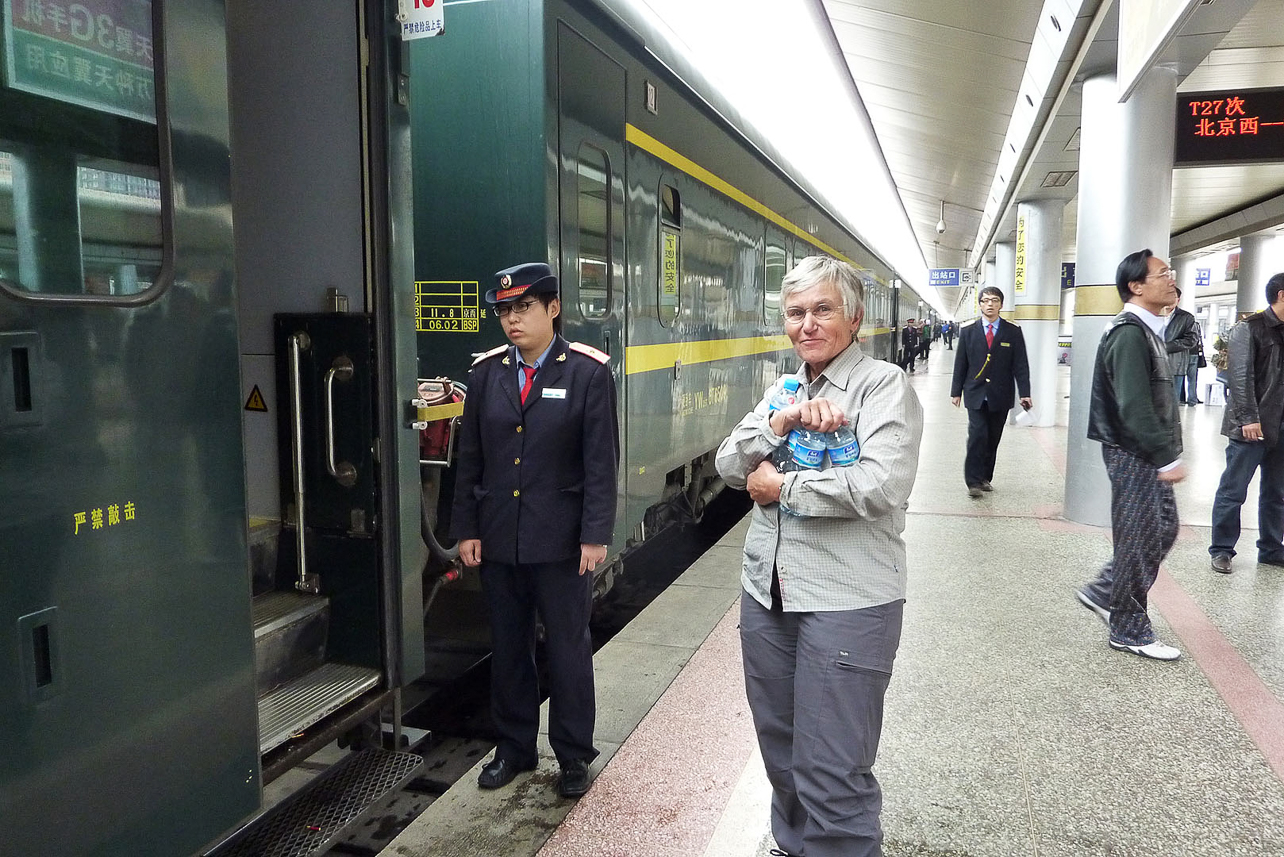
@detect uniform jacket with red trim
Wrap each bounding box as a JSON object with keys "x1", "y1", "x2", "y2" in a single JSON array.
[{"x1": 450, "y1": 335, "x2": 620, "y2": 564}]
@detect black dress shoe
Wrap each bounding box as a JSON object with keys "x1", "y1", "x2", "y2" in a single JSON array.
[
  {"x1": 980, "y1": 481, "x2": 993, "y2": 492},
  {"x1": 477, "y1": 756, "x2": 536, "y2": 789},
  {"x1": 557, "y1": 758, "x2": 590, "y2": 798},
  {"x1": 1258, "y1": 554, "x2": 1284, "y2": 568}
]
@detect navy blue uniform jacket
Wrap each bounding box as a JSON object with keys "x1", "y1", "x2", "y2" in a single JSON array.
[
  {"x1": 950, "y1": 318, "x2": 1031, "y2": 410},
  {"x1": 450, "y1": 335, "x2": 620, "y2": 565}
]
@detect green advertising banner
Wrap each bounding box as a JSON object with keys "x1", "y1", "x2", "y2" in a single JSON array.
[{"x1": 2, "y1": 0, "x2": 155, "y2": 123}]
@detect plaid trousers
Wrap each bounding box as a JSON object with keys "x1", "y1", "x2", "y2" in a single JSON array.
[{"x1": 1081, "y1": 445, "x2": 1179, "y2": 646}]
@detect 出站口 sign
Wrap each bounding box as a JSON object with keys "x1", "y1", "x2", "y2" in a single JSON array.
[{"x1": 928, "y1": 268, "x2": 959, "y2": 288}]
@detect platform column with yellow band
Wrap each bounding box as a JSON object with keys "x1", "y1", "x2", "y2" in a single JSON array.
[
  {"x1": 1065, "y1": 67, "x2": 1178, "y2": 526},
  {"x1": 1015, "y1": 198, "x2": 1065, "y2": 428}
]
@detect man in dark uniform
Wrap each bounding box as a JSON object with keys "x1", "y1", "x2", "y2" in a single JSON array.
[
  {"x1": 900, "y1": 318, "x2": 919, "y2": 373},
  {"x1": 451, "y1": 262, "x2": 620, "y2": 798},
  {"x1": 950, "y1": 287, "x2": 1032, "y2": 497}
]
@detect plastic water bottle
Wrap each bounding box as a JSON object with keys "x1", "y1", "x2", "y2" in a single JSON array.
[
  {"x1": 782, "y1": 428, "x2": 826, "y2": 472},
  {"x1": 768, "y1": 379, "x2": 805, "y2": 470},
  {"x1": 825, "y1": 424, "x2": 859, "y2": 467},
  {"x1": 767, "y1": 378, "x2": 804, "y2": 414}
]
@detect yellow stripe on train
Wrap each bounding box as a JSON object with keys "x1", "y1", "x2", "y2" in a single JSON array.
[
  {"x1": 625, "y1": 123, "x2": 859, "y2": 269},
  {"x1": 623, "y1": 329, "x2": 895, "y2": 376}
]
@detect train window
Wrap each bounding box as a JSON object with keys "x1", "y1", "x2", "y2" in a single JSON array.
[
  {"x1": 658, "y1": 183, "x2": 680, "y2": 326},
  {"x1": 661, "y1": 185, "x2": 680, "y2": 229},
  {"x1": 0, "y1": 2, "x2": 170, "y2": 304},
  {"x1": 576, "y1": 143, "x2": 610, "y2": 319},
  {"x1": 765, "y1": 232, "x2": 786, "y2": 322}
]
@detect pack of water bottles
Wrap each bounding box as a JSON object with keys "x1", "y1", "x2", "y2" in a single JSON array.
[{"x1": 766, "y1": 377, "x2": 860, "y2": 474}]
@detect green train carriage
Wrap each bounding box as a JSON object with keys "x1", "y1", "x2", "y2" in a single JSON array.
[{"x1": 410, "y1": 0, "x2": 918, "y2": 573}]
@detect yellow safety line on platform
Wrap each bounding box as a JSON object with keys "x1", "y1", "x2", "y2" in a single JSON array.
[
  {"x1": 1076, "y1": 285, "x2": 1123, "y2": 317},
  {"x1": 625, "y1": 124, "x2": 857, "y2": 268},
  {"x1": 1013, "y1": 305, "x2": 1060, "y2": 321}
]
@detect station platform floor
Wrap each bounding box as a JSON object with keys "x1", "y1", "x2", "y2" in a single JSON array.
[{"x1": 380, "y1": 345, "x2": 1284, "y2": 857}]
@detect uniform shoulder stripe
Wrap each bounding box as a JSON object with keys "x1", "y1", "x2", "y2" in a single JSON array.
[
  {"x1": 471, "y1": 344, "x2": 508, "y2": 366},
  {"x1": 568, "y1": 342, "x2": 610, "y2": 364}
]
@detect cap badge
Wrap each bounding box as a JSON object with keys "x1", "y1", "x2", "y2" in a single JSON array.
[{"x1": 500, "y1": 274, "x2": 511, "y2": 287}]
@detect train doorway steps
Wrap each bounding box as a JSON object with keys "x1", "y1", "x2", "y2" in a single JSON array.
[
  {"x1": 259, "y1": 662, "x2": 381, "y2": 754},
  {"x1": 207, "y1": 748, "x2": 424, "y2": 857},
  {"x1": 254, "y1": 591, "x2": 330, "y2": 697}
]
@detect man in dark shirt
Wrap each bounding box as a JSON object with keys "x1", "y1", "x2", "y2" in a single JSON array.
[
  {"x1": 1209, "y1": 272, "x2": 1284, "y2": 574},
  {"x1": 1164, "y1": 287, "x2": 1200, "y2": 404},
  {"x1": 900, "y1": 318, "x2": 919, "y2": 373},
  {"x1": 1075, "y1": 249, "x2": 1185, "y2": 661},
  {"x1": 950, "y1": 288, "x2": 1032, "y2": 497}
]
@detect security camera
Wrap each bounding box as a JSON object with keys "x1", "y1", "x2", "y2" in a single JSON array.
[{"x1": 936, "y1": 219, "x2": 947, "y2": 235}]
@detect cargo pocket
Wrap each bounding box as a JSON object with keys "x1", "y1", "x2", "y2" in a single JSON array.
[{"x1": 817, "y1": 658, "x2": 892, "y2": 774}]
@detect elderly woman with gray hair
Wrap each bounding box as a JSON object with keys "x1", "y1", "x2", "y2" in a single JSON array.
[{"x1": 715, "y1": 256, "x2": 924, "y2": 857}]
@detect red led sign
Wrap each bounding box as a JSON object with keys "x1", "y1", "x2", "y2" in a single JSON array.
[{"x1": 1175, "y1": 88, "x2": 1284, "y2": 167}]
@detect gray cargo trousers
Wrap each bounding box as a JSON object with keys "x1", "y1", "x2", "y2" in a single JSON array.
[{"x1": 740, "y1": 593, "x2": 904, "y2": 857}]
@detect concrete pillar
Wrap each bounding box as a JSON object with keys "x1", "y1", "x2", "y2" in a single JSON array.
[
  {"x1": 1014, "y1": 199, "x2": 1063, "y2": 427},
  {"x1": 994, "y1": 241, "x2": 1015, "y2": 320},
  {"x1": 1175, "y1": 255, "x2": 1196, "y2": 312},
  {"x1": 1065, "y1": 67, "x2": 1177, "y2": 527},
  {"x1": 1237, "y1": 234, "x2": 1271, "y2": 318}
]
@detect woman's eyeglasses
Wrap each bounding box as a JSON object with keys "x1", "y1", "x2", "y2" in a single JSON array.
[{"x1": 495, "y1": 299, "x2": 539, "y2": 318}]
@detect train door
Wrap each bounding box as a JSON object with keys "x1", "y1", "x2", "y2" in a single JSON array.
[
  {"x1": 0, "y1": 2, "x2": 260, "y2": 854},
  {"x1": 226, "y1": 0, "x2": 424, "y2": 783},
  {"x1": 556, "y1": 22, "x2": 627, "y2": 551}
]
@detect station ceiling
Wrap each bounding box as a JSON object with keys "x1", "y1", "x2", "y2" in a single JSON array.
[{"x1": 820, "y1": 0, "x2": 1284, "y2": 313}]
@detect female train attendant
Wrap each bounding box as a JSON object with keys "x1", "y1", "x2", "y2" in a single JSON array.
[{"x1": 451, "y1": 262, "x2": 620, "y2": 799}]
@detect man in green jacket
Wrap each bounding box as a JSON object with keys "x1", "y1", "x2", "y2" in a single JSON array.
[{"x1": 1075, "y1": 249, "x2": 1186, "y2": 661}]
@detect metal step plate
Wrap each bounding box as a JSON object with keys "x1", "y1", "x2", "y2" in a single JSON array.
[
  {"x1": 253, "y1": 592, "x2": 331, "y2": 697},
  {"x1": 209, "y1": 748, "x2": 423, "y2": 857},
  {"x1": 258, "y1": 662, "x2": 380, "y2": 754},
  {"x1": 252, "y1": 591, "x2": 328, "y2": 639}
]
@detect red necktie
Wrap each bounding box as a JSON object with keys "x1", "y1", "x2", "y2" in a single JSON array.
[
  {"x1": 520, "y1": 365, "x2": 537, "y2": 404},
  {"x1": 985, "y1": 324, "x2": 994, "y2": 349}
]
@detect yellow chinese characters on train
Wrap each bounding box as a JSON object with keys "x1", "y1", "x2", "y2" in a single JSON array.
[{"x1": 73, "y1": 501, "x2": 137, "y2": 535}]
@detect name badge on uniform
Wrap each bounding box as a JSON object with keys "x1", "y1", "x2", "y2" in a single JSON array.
[
  {"x1": 1000, "y1": 341, "x2": 1011, "y2": 347},
  {"x1": 543, "y1": 387, "x2": 567, "y2": 399}
]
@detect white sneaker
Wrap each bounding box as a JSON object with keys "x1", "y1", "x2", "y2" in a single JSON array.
[
  {"x1": 1075, "y1": 589, "x2": 1110, "y2": 624},
  {"x1": 1109, "y1": 640, "x2": 1181, "y2": 661}
]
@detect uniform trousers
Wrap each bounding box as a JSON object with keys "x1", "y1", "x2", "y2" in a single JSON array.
[
  {"x1": 740, "y1": 593, "x2": 903, "y2": 857},
  {"x1": 480, "y1": 557, "x2": 598, "y2": 767},
  {"x1": 964, "y1": 402, "x2": 1008, "y2": 487},
  {"x1": 1209, "y1": 437, "x2": 1284, "y2": 561},
  {"x1": 1080, "y1": 446, "x2": 1178, "y2": 646}
]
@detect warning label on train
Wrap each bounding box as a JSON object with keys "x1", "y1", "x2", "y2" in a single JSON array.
[{"x1": 416, "y1": 281, "x2": 481, "y2": 333}]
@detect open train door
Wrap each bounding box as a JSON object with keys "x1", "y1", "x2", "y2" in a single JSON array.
[{"x1": 556, "y1": 21, "x2": 628, "y2": 558}]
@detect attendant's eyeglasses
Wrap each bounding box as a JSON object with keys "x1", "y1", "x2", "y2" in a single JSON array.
[
  {"x1": 495, "y1": 299, "x2": 539, "y2": 318},
  {"x1": 1146, "y1": 269, "x2": 1175, "y2": 281},
  {"x1": 783, "y1": 302, "x2": 844, "y2": 324}
]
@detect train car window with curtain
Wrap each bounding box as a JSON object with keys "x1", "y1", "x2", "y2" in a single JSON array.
[
  {"x1": 658, "y1": 182, "x2": 680, "y2": 326},
  {"x1": 576, "y1": 143, "x2": 610, "y2": 319},
  {"x1": 0, "y1": 0, "x2": 167, "y2": 301},
  {"x1": 765, "y1": 230, "x2": 786, "y2": 323}
]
